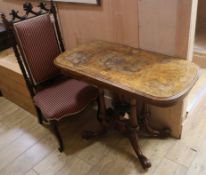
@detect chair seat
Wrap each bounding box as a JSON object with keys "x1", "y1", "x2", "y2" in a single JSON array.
[{"x1": 33, "y1": 79, "x2": 98, "y2": 120}]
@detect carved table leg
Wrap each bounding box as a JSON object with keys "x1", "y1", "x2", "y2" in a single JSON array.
[
  {"x1": 82, "y1": 89, "x2": 107, "y2": 139},
  {"x1": 138, "y1": 103, "x2": 171, "y2": 138},
  {"x1": 127, "y1": 98, "x2": 151, "y2": 169}
]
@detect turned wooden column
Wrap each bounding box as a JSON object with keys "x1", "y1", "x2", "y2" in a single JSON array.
[{"x1": 127, "y1": 98, "x2": 151, "y2": 169}]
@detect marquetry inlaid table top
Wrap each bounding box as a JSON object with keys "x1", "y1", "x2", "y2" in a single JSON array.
[{"x1": 54, "y1": 41, "x2": 199, "y2": 106}]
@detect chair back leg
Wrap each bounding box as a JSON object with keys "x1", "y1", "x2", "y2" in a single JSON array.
[{"x1": 96, "y1": 97, "x2": 101, "y2": 122}]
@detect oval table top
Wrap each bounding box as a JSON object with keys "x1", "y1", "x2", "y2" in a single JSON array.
[{"x1": 54, "y1": 41, "x2": 199, "y2": 106}]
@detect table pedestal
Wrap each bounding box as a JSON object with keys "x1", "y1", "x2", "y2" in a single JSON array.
[{"x1": 82, "y1": 89, "x2": 171, "y2": 169}]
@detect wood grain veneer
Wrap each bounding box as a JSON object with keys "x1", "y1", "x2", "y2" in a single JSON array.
[{"x1": 55, "y1": 41, "x2": 199, "y2": 106}]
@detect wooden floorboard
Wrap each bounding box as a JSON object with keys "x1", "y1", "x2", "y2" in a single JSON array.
[{"x1": 0, "y1": 97, "x2": 206, "y2": 175}]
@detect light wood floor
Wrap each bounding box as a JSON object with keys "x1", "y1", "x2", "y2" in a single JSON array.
[
  {"x1": 186, "y1": 69, "x2": 206, "y2": 112},
  {"x1": 0, "y1": 96, "x2": 206, "y2": 175}
]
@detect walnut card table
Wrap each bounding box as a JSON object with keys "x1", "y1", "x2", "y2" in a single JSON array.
[{"x1": 54, "y1": 41, "x2": 199, "y2": 169}]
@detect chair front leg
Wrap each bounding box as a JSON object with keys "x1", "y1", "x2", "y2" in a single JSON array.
[
  {"x1": 51, "y1": 120, "x2": 64, "y2": 152},
  {"x1": 35, "y1": 106, "x2": 43, "y2": 124}
]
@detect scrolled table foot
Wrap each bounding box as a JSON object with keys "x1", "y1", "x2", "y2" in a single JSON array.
[
  {"x1": 127, "y1": 126, "x2": 152, "y2": 169},
  {"x1": 139, "y1": 118, "x2": 171, "y2": 139},
  {"x1": 139, "y1": 103, "x2": 171, "y2": 139},
  {"x1": 138, "y1": 155, "x2": 152, "y2": 169},
  {"x1": 157, "y1": 128, "x2": 171, "y2": 138}
]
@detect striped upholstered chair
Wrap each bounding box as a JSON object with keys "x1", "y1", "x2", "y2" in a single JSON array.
[{"x1": 3, "y1": 10, "x2": 98, "y2": 152}]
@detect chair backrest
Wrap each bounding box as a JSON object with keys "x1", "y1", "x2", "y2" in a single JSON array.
[{"x1": 13, "y1": 14, "x2": 61, "y2": 85}]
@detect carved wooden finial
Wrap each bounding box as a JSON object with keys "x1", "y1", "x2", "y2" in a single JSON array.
[
  {"x1": 1, "y1": 13, "x2": 12, "y2": 30},
  {"x1": 0, "y1": 13, "x2": 5, "y2": 20},
  {"x1": 23, "y1": 1, "x2": 42, "y2": 15},
  {"x1": 39, "y1": 1, "x2": 49, "y2": 12},
  {"x1": 1, "y1": 13, "x2": 7, "y2": 26},
  {"x1": 9, "y1": 10, "x2": 26, "y2": 20},
  {"x1": 23, "y1": 2, "x2": 33, "y2": 15}
]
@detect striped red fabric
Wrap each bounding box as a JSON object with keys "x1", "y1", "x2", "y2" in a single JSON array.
[
  {"x1": 33, "y1": 79, "x2": 98, "y2": 120},
  {"x1": 14, "y1": 14, "x2": 60, "y2": 85}
]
